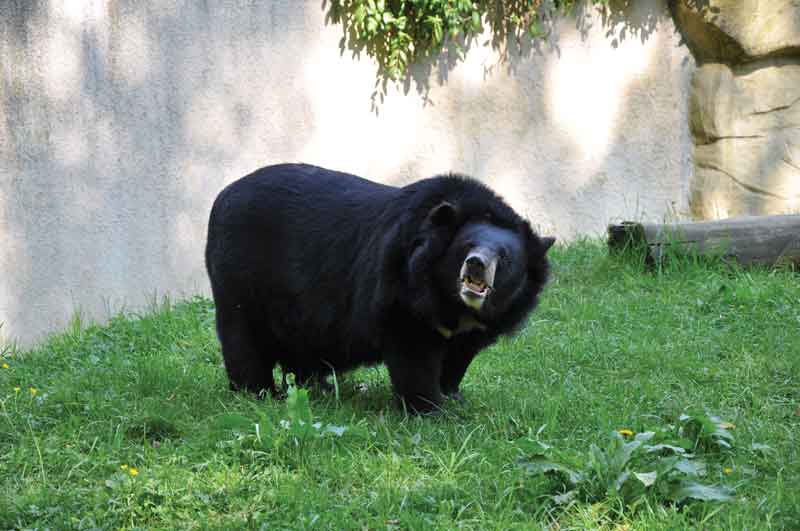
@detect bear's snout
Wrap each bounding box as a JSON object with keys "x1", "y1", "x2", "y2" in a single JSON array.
[{"x1": 459, "y1": 248, "x2": 498, "y2": 310}]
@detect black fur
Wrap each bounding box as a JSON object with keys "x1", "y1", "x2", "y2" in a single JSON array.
[{"x1": 205, "y1": 163, "x2": 553, "y2": 413}]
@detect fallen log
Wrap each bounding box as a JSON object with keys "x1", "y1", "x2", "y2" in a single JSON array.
[{"x1": 608, "y1": 215, "x2": 800, "y2": 268}]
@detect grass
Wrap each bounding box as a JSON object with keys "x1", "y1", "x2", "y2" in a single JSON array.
[{"x1": 1, "y1": 241, "x2": 798, "y2": 530}]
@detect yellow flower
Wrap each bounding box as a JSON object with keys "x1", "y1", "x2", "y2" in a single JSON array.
[
  {"x1": 120, "y1": 464, "x2": 128, "y2": 470},
  {"x1": 29, "y1": 387, "x2": 37, "y2": 396},
  {"x1": 617, "y1": 428, "x2": 634, "y2": 437},
  {"x1": 723, "y1": 467, "x2": 733, "y2": 475},
  {"x1": 128, "y1": 467, "x2": 139, "y2": 477},
  {"x1": 1, "y1": 363, "x2": 9, "y2": 369},
  {"x1": 13, "y1": 387, "x2": 21, "y2": 393}
]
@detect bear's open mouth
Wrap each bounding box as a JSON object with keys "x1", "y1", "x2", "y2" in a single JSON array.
[
  {"x1": 458, "y1": 250, "x2": 498, "y2": 310},
  {"x1": 461, "y1": 275, "x2": 489, "y2": 295}
]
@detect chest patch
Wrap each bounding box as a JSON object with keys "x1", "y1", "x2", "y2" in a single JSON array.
[{"x1": 436, "y1": 314, "x2": 487, "y2": 339}]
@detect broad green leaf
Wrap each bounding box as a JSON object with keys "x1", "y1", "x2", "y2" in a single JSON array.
[
  {"x1": 675, "y1": 459, "x2": 706, "y2": 477},
  {"x1": 433, "y1": 22, "x2": 443, "y2": 43},
  {"x1": 471, "y1": 11, "x2": 480, "y2": 30},
  {"x1": 622, "y1": 440, "x2": 643, "y2": 458},
  {"x1": 366, "y1": 17, "x2": 379, "y2": 33},
  {"x1": 355, "y1": 5, "x2": 367, "y2": 23},
  {"x1": 715, "y1": 438, "x2": 732, "y2": 449},
  {"x1": 518, "y1": 455, "x2": 583, "y2": 486},
  {"x1": 670, "y1": 481, "x2": 733, "y2": 503},
  {"x1": 613, "y1": 471, "x2": 631, "y2": 492},
  {"x1": 645, "y1": 444, "x2": 687, "y2": 455},
  {"x1": 634, "y1": 471, "x2": 658, "y2": 487},
  {"x1": 589, "y1": 443, "x2": 607, "y2": 470},
  {"x1": 656, "y1": 455, "x2": 681, "y2": 475},
  {"x1": 750, "y1": 443, "x2": 774, "y2": 454}
]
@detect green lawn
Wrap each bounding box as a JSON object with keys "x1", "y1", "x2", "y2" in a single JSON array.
[{"x1": 1, "y1": 242, "x2": 798, "y2": 530}]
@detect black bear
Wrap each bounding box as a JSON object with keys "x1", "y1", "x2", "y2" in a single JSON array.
[{"x1": 205, "y1": 163, "x2": 554, "y2": 413}]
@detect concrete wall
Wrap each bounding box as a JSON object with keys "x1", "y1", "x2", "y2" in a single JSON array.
[{"x1": 0, "y1": 0, "x2": 694, "y2": 347}]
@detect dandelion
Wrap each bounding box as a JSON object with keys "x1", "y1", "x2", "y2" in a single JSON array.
[
  {"x1": 14, "y1": 387, "x2": 21, "y2": 393},
  {"x1": 128, "y1": 467, "x2": 139, "y2": 477},
  {"x1": 723, "y1": 467, "x2": 733, "y2": 475},
  {"x1": 1, "y1": 363, "x2": 9, "y2": 369},
  {"x1": 617, "y1": 428, "x2": 634, "y2": 437},
  {"x1": 120, "y1": 464, "x2": 129, "y2": 470},
  {"x1": 29, "y1": 387, "x2": 37, "y2": 396}
]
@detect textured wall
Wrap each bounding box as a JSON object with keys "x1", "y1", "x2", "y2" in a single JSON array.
[
  {"x1": 0, "y1": 0, "x2": 694, "y2": 347},
  {"x1": 672, "y1": 0, "x2": 800, "y2": 219}
]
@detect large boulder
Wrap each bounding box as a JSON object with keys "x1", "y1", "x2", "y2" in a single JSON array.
[
  {"x1": 671, "y1": 0, "x2": 800, "y2": 218},
  {"x1": 689, "y1": 61, "x2": 800, "y2": 218},
  {"x1": 671, "y1": 0, "x2": 800, "y2": 64}
]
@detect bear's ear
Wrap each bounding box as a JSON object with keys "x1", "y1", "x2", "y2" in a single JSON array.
[
  {"x1": 427, "y1": 201, "x2": 457, "y2": 227},
  {"x1": 541, "y1": 236, "x2": 556, "y2": 253}
]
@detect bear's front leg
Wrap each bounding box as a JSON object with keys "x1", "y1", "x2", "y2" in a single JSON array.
[
  {"x1": 440, "y1": 344, "x2": 480, "y2": 401},
  {"x1": 383, "y1": 350, "x2": 444, "y2": 414}
]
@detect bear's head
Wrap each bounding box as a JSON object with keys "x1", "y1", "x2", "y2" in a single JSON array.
[
  {"x1": 434, "y1": 215, "x2": 554, "y2": 323},
  {"x1": 404, "y1": 197, "x2": 554, "y2": 329}
]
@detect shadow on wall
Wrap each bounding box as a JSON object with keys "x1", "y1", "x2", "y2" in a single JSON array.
[{"x1": 0, "y1": 1, "x2": 314, "y2": 346}]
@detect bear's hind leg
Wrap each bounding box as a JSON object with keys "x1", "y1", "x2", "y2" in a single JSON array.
[{"x1": 216, "y1": 305, "x2": 277, "y2": 397}]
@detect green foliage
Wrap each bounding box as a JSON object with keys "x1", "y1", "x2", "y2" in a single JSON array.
[
  {"x1": 322, "y1": 0, "x2": 666, "y2": 103},
  {"x1": 517, "y1": 410, "x2": 746, "y2": 514},
  {"x1": 283, "y1": 373, "x2": 349, "y2": 441},
  {"x1": 324, "y1": 0, "x2": 602, "y2": 82}
]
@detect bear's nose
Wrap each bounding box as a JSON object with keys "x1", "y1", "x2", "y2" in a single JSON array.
[
  {"x1": 465, "y1": 254, "x2": 487, "y2": 274},
  {"x1": 459, "y1": 248, "x2": 499, "y2": 309},
  {"x1": 463, "y1": 250, "x2": 497, "y2": 286}
]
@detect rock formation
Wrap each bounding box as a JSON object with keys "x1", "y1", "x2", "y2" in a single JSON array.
[{"x1": 671, "y1": 0, "x2": 800, "y2": 218}]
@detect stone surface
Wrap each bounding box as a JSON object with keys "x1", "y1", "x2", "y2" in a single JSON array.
[
  {"x1": 0, "y1": 0, "x2": 693, "y2": 347},
  {"x1": 672, "y1": 0, "x2": 800, "y2": 219},
  {"x1": 671, "y1": 0, "x2": 800, "y2": 64},
  {"x1": 689, "y1": 62, "x2": 800, "y2": 218}
]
